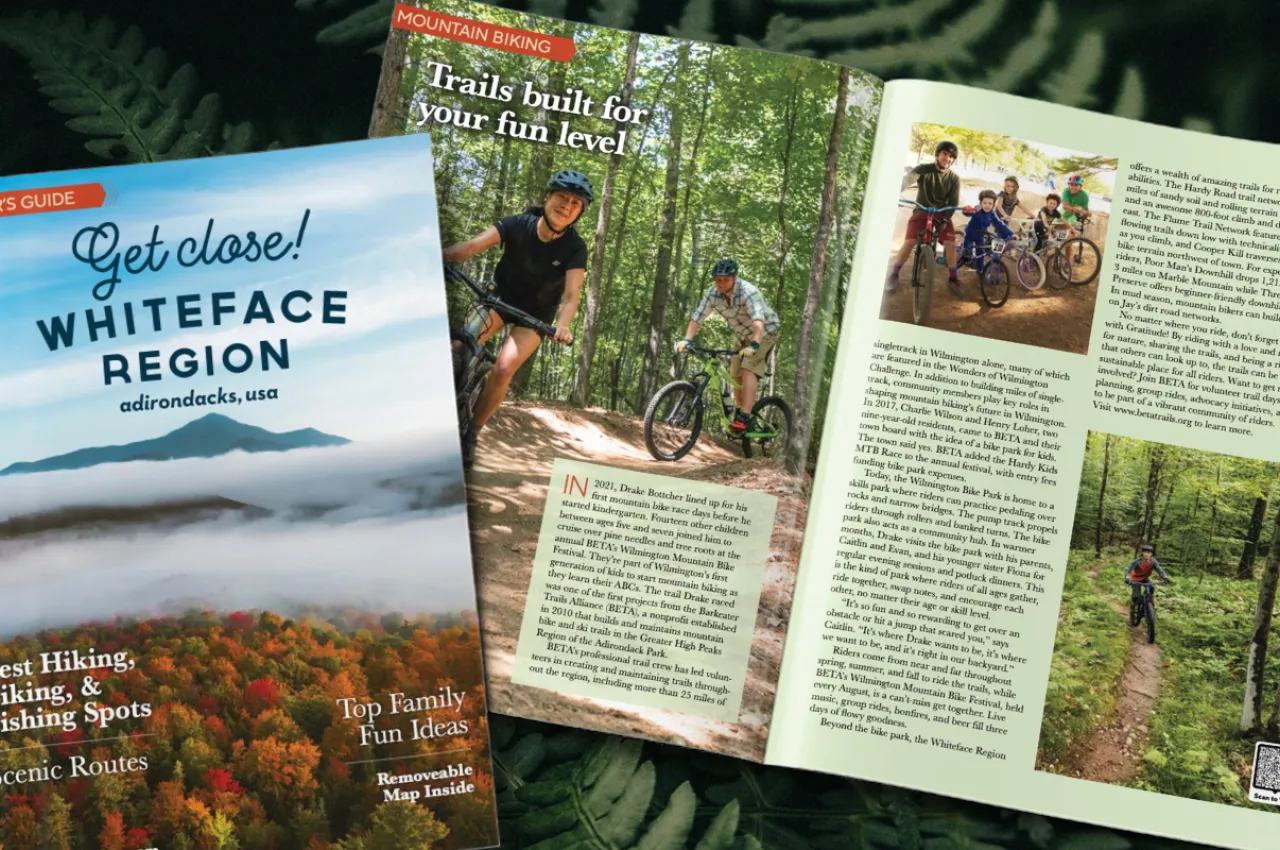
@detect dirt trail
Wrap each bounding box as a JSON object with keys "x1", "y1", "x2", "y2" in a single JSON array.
[
  {"x1": 465, "y1": 401, "x2": 808, "y2": 761},
  {"x1": 1069, "y1": 561, "x2": 1163, "y2": 784}
]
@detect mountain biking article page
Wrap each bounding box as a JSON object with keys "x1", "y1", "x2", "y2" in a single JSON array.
[
  {"x1": 766, "y1": 80, "x2": 1278, "y2": 850},
  {"x1": 368, "y1": 0, "x2": 881, "y2": 761}
]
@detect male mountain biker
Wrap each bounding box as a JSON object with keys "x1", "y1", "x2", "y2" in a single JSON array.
[
  {"x1": 1126, "y1": 544, "x2": 1170, "y2": 607},
  {"x1": 887, "y1": 140, "x2": 962, "y2": 296},
  {"x1": 442, "y1": 169, "x2": 594, "y2": 466},
  {"x1": 1059, "y1": 174, "x2": 1091, "y2": 269},
  {"x1": 676, "y1": 259, "x2": 780, "y2": 433}
]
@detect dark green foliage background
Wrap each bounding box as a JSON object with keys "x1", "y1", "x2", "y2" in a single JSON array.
[{"x1": 0, "y1": 0, "x2": 1241, "y2": 847}]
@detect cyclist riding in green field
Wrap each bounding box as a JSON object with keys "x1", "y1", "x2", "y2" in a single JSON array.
[
  {"x1": 675, "y1": 259, "x2": 780, "y2": 433},
  {"x1": 442, "y1": 169, "x2": 594, "y2": 465},
  {"x1": 1126, "y1": 544, "x2": 1170, "y2": 604}
]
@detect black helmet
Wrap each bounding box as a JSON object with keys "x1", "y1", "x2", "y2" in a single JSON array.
[
  {"x1": 1141, "y1": 543, "x2": 1154, "y2": 553},
  {"x1": 547, "y1": 170, "x2": 594, "y2": 205},
  {"x1": 935, "y1": 140, "x2": 958, "y2": 157},
  {"x1": 713, "y1": 258, "x2": 739, "y2": 276}
]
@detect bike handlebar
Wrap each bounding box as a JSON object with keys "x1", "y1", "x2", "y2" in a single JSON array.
[
  {"x1": 1128, "y1": 580, "x2": 1170, "y2": 587},
  {"x1": 683, "y1": 344, "x2": 740, "y2": 357},
  {"x1": 898, "y1": 198, "x2": 963, "y2": 214},
  {"x1": 443, "y1": 261, "x2": 567, "y2": 343}
]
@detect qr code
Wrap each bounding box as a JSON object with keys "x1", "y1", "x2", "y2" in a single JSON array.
[{"x1": 1249, "y1": 741, "x2": 1280, "y2": 804}]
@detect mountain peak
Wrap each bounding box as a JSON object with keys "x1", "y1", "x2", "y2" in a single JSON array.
[{"x1": 1, "y1": 415, "x2": 350, "y2": 476}]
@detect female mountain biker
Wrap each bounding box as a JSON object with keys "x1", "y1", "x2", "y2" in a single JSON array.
[{"x1": 443, "y1": 169, "x2": 594, "y2": 465}]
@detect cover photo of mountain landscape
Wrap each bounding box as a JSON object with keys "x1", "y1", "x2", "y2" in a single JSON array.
[{"x1": 0, "y1": 140, "x2": 499, "y2": 848}]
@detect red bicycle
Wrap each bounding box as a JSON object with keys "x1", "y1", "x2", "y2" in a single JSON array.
[{"x1": 895, "y1": 198, "x2": 963, "y2": 324}]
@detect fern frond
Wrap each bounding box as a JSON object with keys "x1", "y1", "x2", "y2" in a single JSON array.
[
  {"x1": 0, "y1": 11, "x2": 262, "y2": 162},
  {"x1": 588, "y1": 0, "x2": 640, "y2": 30},
  {"x1": 528, "y1": 0, "x2": 571, "y2": 18},
  {"x1": 825, "y1": 0, "x2": 1009, "y2": 79},
  {"x1": 1111, "y1": 64, "x2": 1144, "y2": 119},
  {"x1": 1038, "y1": 28, "x2": 1104, "y2": 108},
  {"x1": 766, "y1": 0, "x2": 951, "y2": 47},
  {"x1": 666, "y1": 0, "x2": 718, "y2": 43},
  {"x1": 976, "y1": 1, "x2": 1058, "y2": 92},
  {"x1": 316, "y1": 0, "x2": 394, "y2": 47},
  {"x1": 734, "y1": 18, "x2": 816, "y2": 58}
]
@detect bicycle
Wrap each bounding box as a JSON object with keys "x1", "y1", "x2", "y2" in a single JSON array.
[
  {"x1": 1042, "y1": 215, "x2": 1103, "y2": 288},
  {"x1": 893, "y1": 198, "x2": 964, "y2": 325},
  {"x1": 443, "y1": 262, "x2": 567, "y2": 443},
  {"x1": 642, "y1": 344, "x2": 792, "y2": 461},
  {"x1": 956, "y1": 231, "x2": 1013, "y2": 308},
  {"x1": 1128, "y1": 579, "x2": 1169, "y2": 644},
  {"x1": 1001, "y1": 217, "x2": 1046, "y2": 291}
]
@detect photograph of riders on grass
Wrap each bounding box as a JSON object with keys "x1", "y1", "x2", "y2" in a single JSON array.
[
  {"x1": 373, "y1": 0, "x2": 879, "y2": 761},
  {"x1": 1038, "y1": 431, "x2": 1280, "y2": 812},
  {"x1": 880, "y1": 123, "x2": 1116, "y2": 355}
]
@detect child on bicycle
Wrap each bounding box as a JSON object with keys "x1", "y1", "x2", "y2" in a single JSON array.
[
  {"x1": 994, "y1": 176, "x2": 1034, "y2": 223},
  {"x1": 1126, "y1": 544, "x2": 1170, "y2": 605},
  {"x1": 960, "y1": 190, "x2": 1013, "y2": 277},
  {"x1": 886, "y1": 140, "x2": 962, "y2": 296},
  {"x1": 1034, "y1": 193, "x2": 1063, "y2": 251}
]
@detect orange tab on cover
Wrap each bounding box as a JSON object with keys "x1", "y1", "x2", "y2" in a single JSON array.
[
  {"x1": 392, "y1": 3, "x2": 577, "y2": 61},
  {"x1": 0, "y1": 183, "x2": 109, "y2": 218}
]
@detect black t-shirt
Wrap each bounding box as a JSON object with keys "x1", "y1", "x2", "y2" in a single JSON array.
[{"x1": 492, "y1": 212, "x2": 587, "y2": 322}]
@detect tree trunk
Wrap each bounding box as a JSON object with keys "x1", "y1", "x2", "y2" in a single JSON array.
[
  {"x1": 784, "y1": 67, "x2": 849, "y2": 476},
  {"x1": 634, "y1": 43, "x2": 690, "y2": 414},
  {"x1": 1153, "y1": 472, "x2": 1177, "y2": 545},
  {"x1": 1095, "y1": 434, "x2": 1111, "y2": 558},
  {"x1": 773, "y1": 80, "x2": 800, "y2": 311},
  {"x1": 1241, "y1": 497, "x2": 1280, "y2": 733},
  {"x1": 571, "y1": 32, "x2": 639, "y2": 408},
  {"x1": 1204, "y1": 458, "x2": 1222, "y2": 571},
  {"x1": 1241, "y1": 496, "x2": 1268, "y2": 580},
  {"x1": 367, "y1": 21, "x2": 412, "y2": 138}
]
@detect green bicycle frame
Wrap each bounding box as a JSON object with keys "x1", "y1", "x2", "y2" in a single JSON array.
[{"x1": 700, "y1": 357, "x2": 781, "y2": 441}]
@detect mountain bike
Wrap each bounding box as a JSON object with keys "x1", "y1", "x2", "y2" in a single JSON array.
[
  {"x1": 1128, "y1": 579, "x2": 1169, "y2": 644},
  {"x1": 643, "y1": 344, "x2": 792, "y2": 461},
  {"x1": 893, "y1": 198, "x2": 964, "y2": 325},
  {"x1": 957, "y1": 232, "x2": 1013, "y2": 308},
  {"x1": 1001, "y1": 217, "x2": 1046, "y2": 290},
  {"x1": 1043, "y1": 216, "x2": 1103, "y2": 288},
  {"x1": 444, "y1": 262, "x2": 567, "y2": 443}
]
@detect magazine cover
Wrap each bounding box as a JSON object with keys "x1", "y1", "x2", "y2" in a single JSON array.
[
  {"x1": 369, "y1": 0, "x2": 880, "y2": 762},
  {"x1": 0, "y1": 136, "x2": 498, "y2": 849}
]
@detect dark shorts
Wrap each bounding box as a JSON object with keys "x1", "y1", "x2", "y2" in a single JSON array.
[
  {"x1": 466, "y1": 304, "x2": 549, "y2": 340},
  {"x1": 905, "y1": 210, "x2": 955, "y2": 243}
]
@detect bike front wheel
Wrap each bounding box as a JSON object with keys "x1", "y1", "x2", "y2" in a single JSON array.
[
  {"x1": 1145, "y1": 594, "x2": 1157, "y2": 643},
  {"x1": 1006, "y1": 247, "x2": 1046, "y2": 290},
  {"x1": 1129, "y1": 595, "x2": 1140, "y2": 627},
  {"x1": 742, "y1": 395, "x2": 793, "y2": 459},
  {"x1": 1061, "y1": 237, "x2": 1102, "y2": 285},
  {"x1": 1045, "y1": 248, "x2": 1071, "y2": 290},
  {"x1": 644, "y1": 381, "x2": 705, "y2": 461},
  {"x1": 912, "y1": 241, "x2": 936, "y2": 325},
  {"x1": 981, "y1": 257, "x2": 1011, "y2": 307}
]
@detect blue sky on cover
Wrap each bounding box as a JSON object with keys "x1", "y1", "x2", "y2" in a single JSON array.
[{"x1": 0, "y1": 135, "x2": 451, "y2": 468}]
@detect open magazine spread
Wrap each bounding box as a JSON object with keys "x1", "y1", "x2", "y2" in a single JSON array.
[
  {"x1": 371, "y1": 4, "x2": 1280, "y2": 849},
  {"x1": 0, "y1": 137, "x2": 498, "y2": 848}
]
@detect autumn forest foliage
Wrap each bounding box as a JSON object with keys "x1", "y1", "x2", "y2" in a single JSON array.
[{"x1": 0, "y1": 609, "x2": 496, "y2": 850}]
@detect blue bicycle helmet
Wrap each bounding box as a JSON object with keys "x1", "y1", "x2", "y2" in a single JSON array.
[
  {"x1": 547, "y1": 170, "x2": 594, "y2": 205},
  {"x1": 713, "y1": 258, "x2": 739, "y2": 276}
]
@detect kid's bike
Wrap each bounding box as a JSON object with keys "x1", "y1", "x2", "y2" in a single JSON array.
[
  {"x1": 1043, "y1": 217, "x2": 1103, "y2": 288},
  {"x1": 894, "y1": 198, "x2": 964, "y2": 324},
  {"x1": 1128, "y1": 579, "x2": 1169, "y2": 644},
  {"x1": 642, "y1": 344, "x2": 792, "y2": 461},
  {"x1": 1001, "y1": 217, "x2": 1047, "y2": 290},
  {"x1": 444, "y1": 262, "x2": 567, "y2": 443},
  {"x1": 957, "y1": 232, "x2": 1014, "y2": 308}
]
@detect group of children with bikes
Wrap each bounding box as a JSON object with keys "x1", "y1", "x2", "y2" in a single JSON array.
[
  {"x1": 440, "y1": 167, "x2": 788, "y2": 468},
  {"x1": 886, "y1": 139, "x2": 1101, "y2": 321}
]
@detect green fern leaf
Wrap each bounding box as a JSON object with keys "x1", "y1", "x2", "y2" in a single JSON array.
[
  {"x1": 666, "y1": 0, "x2": 719, "y2": 43},
  {"x1": 635, "y1": 781, "x2": 697, "y2": 850},
  {"x1": 588, "y1": 0, "x2": 640, "y2": 30},
  {"x1": 529, "y1": 0, "x2": 570, "y2": 17},
  {"x1": 0, "y1": 11, "x2": 263, "y2": 162},
  {"x1": 316, "y1": 0, "x2": 394, "y2": 47},
  {"x1": 1038, "y1": 28, "x2": 1104, "y2": 108},
  {"x1": 1110, "y1": 64, "x2": 1144, "y2": 119},
  {"x1": 975, "y1": 1, "x2": 1057, "y2": 92},
  {"x1": 768, "y1": 0, "x2": 951, "y2": 48},
  {"x1": 695, "y1": 798, "x2": 739, "y2": 850}
]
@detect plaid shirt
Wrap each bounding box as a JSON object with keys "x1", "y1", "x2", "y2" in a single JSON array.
[{"x1": 690, "y1": 278, "x2": 780, "y2": 339}]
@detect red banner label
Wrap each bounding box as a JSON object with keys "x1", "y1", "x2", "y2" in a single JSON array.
[
  {"x1": 392, "y1": 3, "x2": 576, "y2": 61},
  {"x1": 0, "y1": 183, "x2": 108, "y2": 218}
]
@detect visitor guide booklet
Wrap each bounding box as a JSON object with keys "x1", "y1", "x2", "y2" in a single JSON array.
[
  {"x1": 0, "y1": 135, "x2": 499, "y2": 848},
  {"x1": 371, "y1": 2, "x2": 1279, "y2": 847}
]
